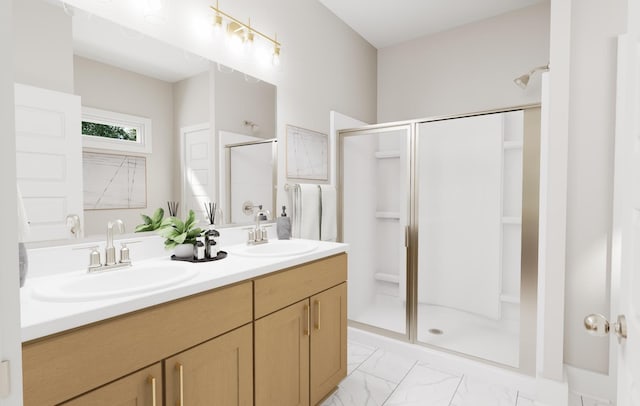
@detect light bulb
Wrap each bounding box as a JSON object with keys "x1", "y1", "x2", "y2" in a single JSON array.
[
  {"x1": 272, "y1": 45, "x2": 281, "y2": 66},
  {"x1": 213, "y1": 13, "x2": 223, "y2": 32}
]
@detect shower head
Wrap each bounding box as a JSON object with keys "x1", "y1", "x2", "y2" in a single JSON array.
[{"x1": 514, "y1": 64, "x2": 549, "y2": 89}]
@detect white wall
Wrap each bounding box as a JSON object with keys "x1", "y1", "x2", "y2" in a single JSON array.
[
  {"x1": 377, "y1": 3, "x2": 550, "y2": 122},
  {"x1": 12, "y1": 0, "x2": 73, "y2": 93},
  {"x1": 0, "y1": 0, "x2": 23, "y2": 403},
  {"x1": 563, "y1": 0, "x2": 627, "y2": 374},
  {"x1": 73, "y1": 56, "x2": 175, "y2": 236}
]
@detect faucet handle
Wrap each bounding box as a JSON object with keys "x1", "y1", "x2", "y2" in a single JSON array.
[{"x1": 73, "y1": 245, "x2": 102, "y2": 270}]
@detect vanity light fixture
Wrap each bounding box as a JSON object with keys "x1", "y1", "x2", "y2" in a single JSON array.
[
  {"x1": 513, "y1": 63, "x2": 549, "y2": 89},
  {"x1": 210, "y1": 1, "x2": 281, "y2": 65}
]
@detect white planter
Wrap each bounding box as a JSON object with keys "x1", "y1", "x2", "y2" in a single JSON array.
[{"x1": 174, "y1": 243, "x2": 194, "y2": 259}]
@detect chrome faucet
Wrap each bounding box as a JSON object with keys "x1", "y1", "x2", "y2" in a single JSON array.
[
  {"x1": 106, "y1": 219, "x2": 125, "y2": 265},
  {"x1": 242, "y1": 202, "x2": 271, "y2": 245}
]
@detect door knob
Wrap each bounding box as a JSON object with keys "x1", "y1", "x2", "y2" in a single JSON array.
[{"x1": 584, "y1": 313, "x2": 627, "y2": 343}]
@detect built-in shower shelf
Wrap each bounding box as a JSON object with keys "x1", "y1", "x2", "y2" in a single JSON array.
[
  {"x1": 501, "y1": 216, "x2": 522, "y2": 225},
  {"x1": 500, "y1": 294, "x2": 520, "y2": 304},
  {"x1": 374, "y1": 272, "x2": 399, "y2": 284},
  {"x1": 375, "y1": 150, "x2": 401, "y2": 159},
  {"x1": 376, "y1": 211, "x2": 400, "y2": 219},
  {"x1": 503, "y1": 141, "x2": 523, "y2": 150}
]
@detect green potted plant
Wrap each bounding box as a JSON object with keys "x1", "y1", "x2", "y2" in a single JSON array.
[
  {"x1": 134, "y1": 208, "x2": 165, "y2": 232},
  {"x1": 158, "y1": 210, "x2": 203, "y2": 258}
]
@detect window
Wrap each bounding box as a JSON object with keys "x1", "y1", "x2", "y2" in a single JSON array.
[{"x1": 81, "y1": 107, "x2": 152, "y2": 153}]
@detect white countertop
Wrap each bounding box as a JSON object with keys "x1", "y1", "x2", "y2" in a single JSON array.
[{"x1": 20, "y1": 240, "x2": 348, "y2": 342}]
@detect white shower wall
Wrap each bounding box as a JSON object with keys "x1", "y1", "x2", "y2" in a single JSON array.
[
  {"x1": 417, "y1": 111, "x2": 523, "y2": 321},
  {"x1": 343, "y1": 133, "x2": 378, "y2": 319},
  {"x1": 417, "y1": 114, "x2": 504, "y2": 319},
  {"x1": 343, "y1": 127, "x2": 409, "y2": 332}
]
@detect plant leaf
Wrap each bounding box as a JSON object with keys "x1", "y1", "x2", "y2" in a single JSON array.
[
  {"x1": 135, "y1": 224, "x2": 152, "y2": 232},
  {"x1": 173, "y1": 217, "x2": 185, "y2": 233},
  {"x1": 140, "y1": 214, "x2": 152, "y2": 225},
  {"x1": 173, "y1": 232, "x2": 187, "y2": 244},
  {"x1": 151, "y1": 208, "x2": 164, "y2": 225},
  {"x1": 184, "y1": 210, "x2": 197, "y2": 230}
]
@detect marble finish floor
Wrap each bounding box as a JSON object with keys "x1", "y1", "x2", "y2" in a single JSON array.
[{"x1": 320, "y1": 338, "x2": 612, "y2": 406}]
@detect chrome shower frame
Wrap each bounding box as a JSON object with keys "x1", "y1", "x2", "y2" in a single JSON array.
[{"x1": 337, "y1": 104, "x2": 541, "y2": 375}]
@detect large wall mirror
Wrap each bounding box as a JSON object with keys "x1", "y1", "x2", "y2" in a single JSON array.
[{"x1": 15, "y1": 0, "x2": 277, "y2": 243}]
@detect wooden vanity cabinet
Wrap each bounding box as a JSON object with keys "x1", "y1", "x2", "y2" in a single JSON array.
[
  {"x1": 165, "y1": 323, "x2": 253, "y2": 406},
  {"x1": 22, "y1": 281, "x2": 253, "y2": 406},
  {"x1": 22, "y1": 253, "x2": 348, "y2": 406},
  {"x1": 61, "y1": 363, "x2": 163, "y2": 406},
  {"x1": 254, "y1": 254, "x2": 348, "y2": 406}
]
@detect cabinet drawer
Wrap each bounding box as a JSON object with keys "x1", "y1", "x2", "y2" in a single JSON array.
[
  {"x1": 60, "y1": 363, "x2": 162, "y2": 406},
  {"x1": 254, "y1": 254, "x2": 347, "y2": 319},
  {"x1": 23, "y1": 281, "x2": 252, "y2": 406}
]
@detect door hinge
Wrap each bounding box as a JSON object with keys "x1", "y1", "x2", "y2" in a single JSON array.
[{"x1": 0, "y1": 360, "x2": 10, "y2": 398}]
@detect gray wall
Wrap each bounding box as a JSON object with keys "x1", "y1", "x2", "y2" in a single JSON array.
[
  {"x1": 13, "y1": 0, "x2": 73, "y2": 93},
  {"x1": 173, "y1": 71, "x2": 210, "y2": 130},
  {"x1": 73, "y1": 56, "x2": 175, "y2": 236},
  {"x1": 214, "y1": 68, "x2": 277, "y2": 139},
  {"x1": 377, "y1": 3, "x2": 550, "y2": 121}
]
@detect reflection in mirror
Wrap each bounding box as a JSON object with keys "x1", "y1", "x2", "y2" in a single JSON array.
[
  {"x1": 16, "y1": 0, "x2": 277, "y2": 244},
  {"x1": 224, "y1": 138, "x2": 277, "y2": 224}
]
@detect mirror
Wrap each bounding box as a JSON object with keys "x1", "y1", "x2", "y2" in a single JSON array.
[{"x1": 17, "y1": 0, "x2": 277, "y2": 243}]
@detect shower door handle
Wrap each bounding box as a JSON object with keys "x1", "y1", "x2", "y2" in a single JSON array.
[{"x1": 404, "y1": 226, "x2": 409, "y2": 248}]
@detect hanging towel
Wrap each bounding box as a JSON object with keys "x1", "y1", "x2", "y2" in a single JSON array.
[
  {"x1": 291, "y1": 184, "x2": 321, "y2": 240},
  {"x1": 319, "y1": 185, "x2": 337, "y2": 242}
]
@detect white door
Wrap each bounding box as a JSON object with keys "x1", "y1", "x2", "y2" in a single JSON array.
[
  {"x1": 14, "y1": 84, "x2": 83, "y2": 241},
  {"x1": 609, "y1": 31, "x2": 640, "y2": 405},
  {"x1": 181, "y1": 124, "x2": 213, "y2": 222}
]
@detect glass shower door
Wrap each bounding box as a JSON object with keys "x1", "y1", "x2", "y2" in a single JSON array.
[
  {"x1": 415, "y1": 111, "x2": 525, "y2": 367},
  {"x1": 339, "y1": 125, "x2": 410, "y2": 336}
]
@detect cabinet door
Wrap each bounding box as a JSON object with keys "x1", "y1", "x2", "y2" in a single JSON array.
[
  {"x1": 165, "y1": 323, "x2": 253, "y2": 406},
  {"x1": 61, "y1": 363, "x2": 162, "y2": 406},
  {"x1": 310, "y1": 283, "x2": 348, "y2": 405},
  {"x1": 255, "y1": 299, "x2": 310, "y2": 406}
]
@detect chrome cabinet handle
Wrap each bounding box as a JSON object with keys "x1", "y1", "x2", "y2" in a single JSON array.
[
  {"x1": 176, "y1": 363, "x2": 184, "y2": 406},
  {"x1": 147, "y1": 376, "x2": 157, "y2": 406}
]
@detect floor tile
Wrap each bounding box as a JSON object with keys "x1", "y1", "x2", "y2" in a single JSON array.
[
  {"x1": 358, "y1": 349, "x2": 417, "y2": 383},
  {"x1": 384, "y1": 363, "x2": 462, "y2": 406},
  {"x1": 450, "y1": 374, "x2": 517, "y2": 406},
  {"x1": 569, "y1": 392, "x2": 583, "y2": 406},
  {"x1": 320, "y1": 370, "x2": 396, "y2": 406},
  {"x1": 347, "y1": 340, "x2": 377, "y2": 375},
  {"x1": 581, "y1": 395, "x2": 612, "y2": 406},
  {"x1": 516, "y1": 393, "x2": 535, "y2": 406}
]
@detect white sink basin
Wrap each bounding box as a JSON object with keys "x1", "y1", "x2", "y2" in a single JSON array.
[
  {"x1": 228, "y1": 239, "x2": 319, "y2": 257},
  {"x1": 31, "y1": 262, "x2": 198, "y2": 302}
]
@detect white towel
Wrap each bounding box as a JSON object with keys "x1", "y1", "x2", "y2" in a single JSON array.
[
  {"x1": 292, "y1": 184, "x2": 320, "y2": 240},
  {"x1": 319, "y1": 185, "x2": 337, "y2": 242}
]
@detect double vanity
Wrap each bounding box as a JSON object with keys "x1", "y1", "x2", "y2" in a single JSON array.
[{"x1": 20, "y1": 236, "x2": 348, "y2": 406}]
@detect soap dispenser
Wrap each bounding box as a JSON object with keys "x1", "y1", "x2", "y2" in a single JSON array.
[{"x1": 277, "y1": 206, "x2": 291, "y2": 240}]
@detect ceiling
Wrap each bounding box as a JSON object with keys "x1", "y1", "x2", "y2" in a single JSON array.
[
  {"x1": 317, "y1": 0, "x2": 545, "y2": 49},
  {"x1": 72, "y1": 8, "x2": 212, "y2": 83}
]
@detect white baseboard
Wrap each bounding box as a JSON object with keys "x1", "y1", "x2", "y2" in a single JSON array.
[
  {"x1": 535, "y1": 374, "x2": 569, "y2": 406},
  {"x1": 565, "y1": 364, "x2": 615, "y2": 404}
]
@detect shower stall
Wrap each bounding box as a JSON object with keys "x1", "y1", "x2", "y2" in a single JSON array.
[{"x1": 338, "y1": 106, "x2": 540, "y2": 373}]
